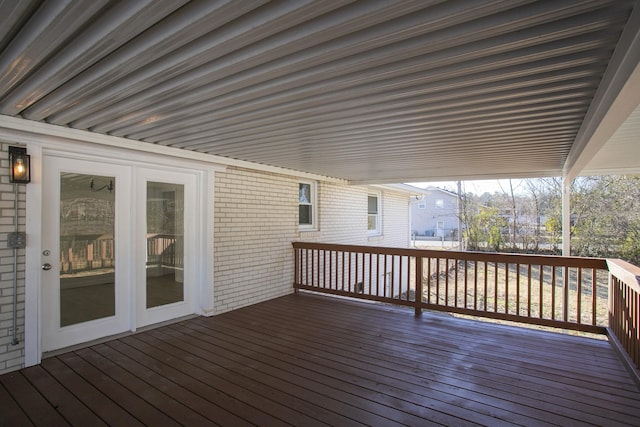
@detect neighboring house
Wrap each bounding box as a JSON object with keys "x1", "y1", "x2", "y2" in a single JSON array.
[
  {"x1": 407, "y1": 185, "x2": 460, "y2": 240},
  {"x1": 0, "y1": 135, "x2": 417, "y2": 374}
]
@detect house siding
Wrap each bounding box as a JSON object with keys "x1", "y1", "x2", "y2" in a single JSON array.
[
  {"x1": 411, "y1": 189, "x2": 459, "y2": 238},
  {"x1": 378, "y1": 191, "x2": 410, "y2": 247},
  {"x1": 213, "y1": 167, "x2": 410, "y2": 314},
  {"x1": 0, "y1": 144, "x2": 25, "y2": 373}
]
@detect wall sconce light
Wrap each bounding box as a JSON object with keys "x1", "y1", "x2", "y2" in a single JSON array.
[{"x1": 9, "y1": 146, "x2": 30, "y2": 184}]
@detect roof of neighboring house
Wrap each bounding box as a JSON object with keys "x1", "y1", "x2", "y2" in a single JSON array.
[{"x1": 381, "y1": 183, "x2": 458, "y2": 198}]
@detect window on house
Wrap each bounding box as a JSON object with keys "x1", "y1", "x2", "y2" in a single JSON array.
[
  {"x1": 368, "y1": 193, "x2": 381, "y2": 235},
  {"x1": 435, "y1": 199, "x2": 444, "y2": 209},
  {"x1": 418, "y1": 199, "x2": 427, "y2": 209},
  {"x1": 299, "y1": 181, "x2": 317, "y2": 230}
]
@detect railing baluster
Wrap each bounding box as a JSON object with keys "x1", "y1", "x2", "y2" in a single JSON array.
[
  {"x1": 324, "y1": 250, "x2": 328, "y2": 290},
  {"x1": 483, "y1": 261, "x2": 488, "y2": 311},
  {"x1": 368, "y1": 252, "x2": 373, "y2": 296},
  {"x1": 355, "y1": 252, "x2": 359, "y2": 293},
  {"x1": 563, "y1": 266, "x2": 569, "y2": 322},
  {"x1": 415, "y1": 255, "x2": 423, "y2": 316},
  {"x1": 516, "y1": 263, "x2": 520, "y2": 315},
  {"x1": 505, "y1": 263, "x2": 509, "y2": 315},
  {"x1": 399, "y1": 255, "x2": 404, "y2": 300},
  {"x1": 426, "y1": 256, "x2": 432, "y2": 304},
  {"x1": 390, "y1": 255, "x2": 395, "y2": 298},
  {"x1": 330, "y1": 250, "x2": 334, "y2": 289},
  {"x1": 552, "y1": 266, "x2": 557, "y2": 320},
  {"x1": 305, "y1": 248, "x2": 309, "y2": 287},
  {"x1": 321, "y1": 250, "x2": 325, "y2": 289},
  {"x1": 473, "y1": 261, "x2": 478, "y2": 310},
  {"x1": 336, "y1": 251, "x2": 339, "y2": 290},
  {"x1": 445, "y1": 258, "x2": 450, "y2": 306},
  {"x1": 436, "y1": 258, "x2": 441, "y2": 305},
  {"x1": 577, "y1": 267, "x2": 582, "y2": 324},
  {"x1": 316, "y1": 249, "x2": 320, "y2": 288},
  {"x1": 455, "y1": 259, "x2": 460, "y2": 308},
  {"x1": 539, "y1": 265, "x2": 544, "y2": 319},
  {"x1": 294, "y1": 247, "x2": 299, "y2": 291},
  {"x1": 527, "y1": 264, "x2": 532, "y2": 317},
  {"x1": 378, "y1": 255, "x2": 387, "y2": 297},
  {"x1": 592, "y1": 268, "x2": 597, "y2": 326},
  {"x1": 493, "y1": 261, "x2": 499, "y2": 313}
]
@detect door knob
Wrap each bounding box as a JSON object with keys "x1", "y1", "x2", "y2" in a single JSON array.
[{"x1": 42, "y1": 263, "x2": 52, "y2": 271}]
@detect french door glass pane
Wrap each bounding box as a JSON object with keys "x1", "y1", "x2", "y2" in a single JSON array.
[
  {"x1": 146, "y1": 182, "x2": 185, "y2": 308},
  {"x1": 59, "y1": 173, "x2": 115, "y2": 326}
]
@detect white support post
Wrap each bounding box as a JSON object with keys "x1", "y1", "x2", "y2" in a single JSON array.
[
  {"x1": 457, "y1": 180, "x2": 463, "y2": 250},
  {"x1": 562, "y1": 178, "x2": 571, "y2": 256}
]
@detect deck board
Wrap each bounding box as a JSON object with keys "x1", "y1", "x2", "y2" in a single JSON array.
[
  {"x1": 20, "y1": 365, "x2": 108, "y2": 427},
  {"x1": 218, "y1": 295, "x2": 637, "y2": 426},
  {"x1": 1, "y1": 292, "x2": 640, "y2": 426},
  {"x1": 0, "y1": 375, "x2": 42, "y2": 426},
  {"x1": 0, "y1": 369, "x2": 70, "y2": 427}
]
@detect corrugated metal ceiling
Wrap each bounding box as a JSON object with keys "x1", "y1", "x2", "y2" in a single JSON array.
[{"x1": 0, "y1": 0, "x2": 639, "y2": 183}]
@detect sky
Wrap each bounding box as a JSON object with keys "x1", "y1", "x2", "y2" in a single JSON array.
[{"x1": 407, "y1": 179, "x2": 526, "y2": 195}]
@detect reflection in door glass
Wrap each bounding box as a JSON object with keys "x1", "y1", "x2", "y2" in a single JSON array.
[
  {"x1": 60, "y1": 173, "x2": 115, "y2": 326},
  {"x1": 146, "y1": 182, "x2": 185, "y2": 308}
]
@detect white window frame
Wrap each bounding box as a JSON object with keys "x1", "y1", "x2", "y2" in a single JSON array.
[
  {"x1": 367, "y1": 192, "x2": 381, "y2": 236},
  {"x1": 298, "y1": 180, "x2": 318, "y2": 230},
  {"x1": 435, "y1": 199, "x2": 444, "y2": 209},
  {"x1": 418, "y1": 199, "x2": 427, "y2": 209}
]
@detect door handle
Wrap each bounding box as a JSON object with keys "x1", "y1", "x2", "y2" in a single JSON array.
[{"x1": 42, "y1": 263, "x2": 52, "y2": 271}]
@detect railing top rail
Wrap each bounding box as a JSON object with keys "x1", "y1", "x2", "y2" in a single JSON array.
[
  {"x1": 292, "y1": 242, "x2": 608, "y2": 269},
  {"x1": 607, "y1": 258, "x2": 640, "y2": 293}
]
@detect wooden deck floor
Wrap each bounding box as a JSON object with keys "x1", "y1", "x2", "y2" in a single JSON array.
[{"x1": 2, "y1": 292, "x2": 640, "y2": 426}]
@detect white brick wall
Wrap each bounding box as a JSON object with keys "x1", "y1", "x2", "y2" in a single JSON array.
[
  {"x1": 213, "y1": 167, "x2": 299, "y2": 314},
  {"x1": 213, "y1": 167, "x2": 411, "y2": 314},
  {"x1": 0, "y1": 144, "x2": 25, "y2": 374}
]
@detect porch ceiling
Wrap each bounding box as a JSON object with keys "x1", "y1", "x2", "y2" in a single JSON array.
[{"x1": 1, "y1": 1, "x2": 639, "y2": 183}]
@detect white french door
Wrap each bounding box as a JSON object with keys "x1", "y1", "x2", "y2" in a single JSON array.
[
  {"x1": 135, "y1": 168, "x2": 197, "y2": 327},
  {"x1": 41, "y1": 156, "x2": 198, "y2": 352},
  {"x1": 42, "y1": 157, "x2": 132, "y2": 351}
]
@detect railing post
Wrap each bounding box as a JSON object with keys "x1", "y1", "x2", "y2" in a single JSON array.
[
  {"x1": 293, "y1": 245, "x2": 299, "y2": 293},
  {"x1": 415, "y1": 255, "x2": 423, "y2": 316}
]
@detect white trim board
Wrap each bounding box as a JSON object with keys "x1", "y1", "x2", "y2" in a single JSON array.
[{"x1": 0, "y1": 115, "x2": 349, "y2": 183}]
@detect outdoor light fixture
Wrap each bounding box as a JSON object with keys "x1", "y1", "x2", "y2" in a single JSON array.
[{"x1": 9, "y1": 146, "x2": 30, "y2": 184}]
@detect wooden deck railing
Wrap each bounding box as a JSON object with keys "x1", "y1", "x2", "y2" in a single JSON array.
[
  {"x1": 607, "y1": 259, "x2": 640, "y2": 372},
  {"x1": 292, "y1": 242, "x2": 609, "y2": 334}
]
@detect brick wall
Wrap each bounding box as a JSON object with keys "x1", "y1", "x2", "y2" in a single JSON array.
[
  {"x1": 213, "y1": 166, "x2": 411, "y2": 314},
  {"x1": 0, "y1": 144, "x2": 25, "y2": 373},
  {"x1": 213, "y1": 167, "x2": 299, "y2": 314}
]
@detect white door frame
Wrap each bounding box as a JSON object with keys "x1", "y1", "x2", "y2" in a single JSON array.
[
  {"x1": 24, "y1": 142, "x2": 221, "y2": 366},
  {"x1": 135, "y1": 168, "x2": 198, "y2": 328},
  {"x1": 41, "y1": 156, "x2": 133, "y2": 351}
]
